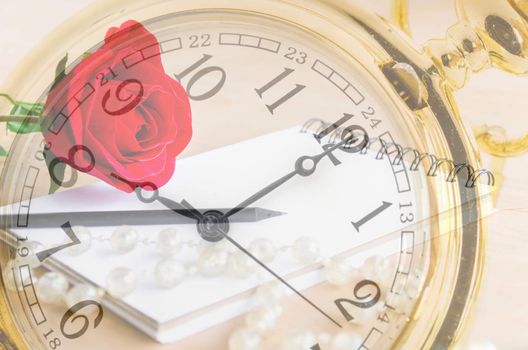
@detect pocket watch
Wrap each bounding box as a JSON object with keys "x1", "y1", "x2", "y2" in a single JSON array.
[{"x1": 0, "y1": 0, "x2": 523, "y2": 349}]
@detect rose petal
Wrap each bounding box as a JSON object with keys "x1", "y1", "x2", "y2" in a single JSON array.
[{"x1": 42, "y1": 20, "x2": 192, "y2": 193}]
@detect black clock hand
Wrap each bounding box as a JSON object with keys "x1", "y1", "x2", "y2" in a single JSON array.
[
  {"x1": 0, "y1": 207, "x2": 285, "y2": 228},
  {"x1": 222, "y1": 170, "x2": 297, "y2": 220},
  {"x1": 215, "y1": 128, "x2": 369, "y2": 327},
  {"x1": 134, "y1": 188, "x2": 284, "y2": 223},
  {"x1": 110, "y1": 174, "x2": 205, "y2": 223},
  {"x1": 159, "y1": 196, "x2": 204, "y2": 221},
  {"x1": 219, "y1": 228, "x2": 343, "y2": 329},
  {"x1": 222, "y1": 139, "x2": 347, "y2": 220},
  {"x1": 181, "y1": 199, "x2": 204, "y2": 221},
  {"x1": 133, "y1": 187, "x2": 203, "y2": 222}
]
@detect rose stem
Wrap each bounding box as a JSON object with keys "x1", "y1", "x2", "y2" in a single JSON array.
[{"x1": 0, "y1": 115, "x2": 40, "y2": 123}]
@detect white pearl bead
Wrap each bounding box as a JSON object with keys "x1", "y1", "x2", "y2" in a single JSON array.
[
  {"x1": 106, "y1": 267, "x2": 137, "y2": 298},
  {"x1": 361, "y1": 255, "x2": 390, "y2": 279},
  {"x1": 156, "y1": 228, "x2": 182, "y2": 256},
  {"x1": 186, "y1": 264, "x2": 198, "y2": 277},
  {"x1": 389, "y1": 294, "x2": 413, "y2": 315},
  {"x1": 64, "y1": 284, "x2": 102, "y2": 309},
  {"x1": 37, "y1": 272, "x2": 69, "y2": 304},
  {"x1": 280, "y1": 330, "x2": 317, "y2": 350},
  {"x1": 331, "y1": 331, "x2": 363, "y2": 350},
  {"x1": 405, "y1": 273, "x2": 423, "y2": 298},
  {"x1": 228, "y1": 328, "x2": 262, "y2": 350},
  {"x1": 292, "y1": 237, "x2": 320, "y2": 264},
  {"x1": 155, "y1": 258, "x2": 186, "y2": 288},
  {"x1": 228, "y1": 251, "x2": 257, "y2": 278},
  {"x1": 245, "y1": 306, "x2": 282, "y2": 335},
  {"x1": 16, "y1": 241, "x2": 45, "y2": 268},
  {"x1": 255, "y1": 284, "x2": 285, "y2": 305},
  {"x1": 323, "y1": 259, "x2": 355, "y2": 286},
  {"x1": 198, "y1": 240, "x2": 229, "y2": 254},
  {"x1": 349, "y1": 302, "x2": 384, "y2": 325},
  {"x1": 66, "y1": 226, "x2": 92, "y2": 256},
  {"x1": 3, "y1": 259, "x2": 35, "y2": 291},
  {"x1": 111, "y1": 226, "x2": 139, "y2": 253},
  {"x1": 249, "y1": 238, "x2": 277, "y2": 264},
  {"x1": 197, "y1": 247, "x2": 228, "y2": 277},
  {"x1": 316, "y1": 333, "x2": 333, "y2": 349}
]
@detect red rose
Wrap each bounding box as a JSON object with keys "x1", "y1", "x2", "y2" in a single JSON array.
[{"x1": 41, "y1": 20, "x2": 192, "y2": 192}]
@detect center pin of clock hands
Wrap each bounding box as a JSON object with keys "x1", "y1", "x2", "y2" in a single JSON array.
[
  {"x1": 131, "y1": 186, "x2": 284, "y2": 242},
  {"x1": 133, "y1": 183, "x2": 343, "y2": 328},
  {"x1": 130, "y1": 134, "x2": 362, "y2": 329},
  {"x1": 205, "y1": 138, "x2": 360, "y2": 330}
]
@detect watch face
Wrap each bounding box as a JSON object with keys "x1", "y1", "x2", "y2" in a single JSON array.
[{"x1": 0, "y1": 3, "x2": 487, "y2": 350}]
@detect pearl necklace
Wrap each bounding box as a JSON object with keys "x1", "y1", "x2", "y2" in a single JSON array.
[
  {"x1": 8, "y1": 225, "x2": 330, "y2": 298},
  {"x1": 5, "y1": 233, "x2": 497, "y2": 349}
]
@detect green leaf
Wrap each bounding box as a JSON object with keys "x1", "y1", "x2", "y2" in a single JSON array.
[
  {"x1": 0, "y1": 146, "x2": 7, "y2": 157},
  {"x1": 7, "y1": 102, "x2": 43, "y2": 133},
  {"x1": 50, "y1": 54, "x2": 68, "y2": 92},
  {"x1": 6, "y1": 120, "x2": 41, "y2": 133},
  {"x1": 43, "y1": 147, "x2": 65, "y2": 194},
  {"x1": 9, "y1": 102, "x2": 44, "y2": 116}
]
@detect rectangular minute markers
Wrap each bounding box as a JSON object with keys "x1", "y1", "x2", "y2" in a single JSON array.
[
  {"x1": 17, "y1": 166, "x2": 39, "y2": 228},
  {"x1": 312, "y1": 59, "x2": 365, "y2": 105},
  {"x1": 390, "y1": 231, "x2": 416, "y2": 295},
  {"x1": 122, "y1": 37, "x2": 183, "y2": 69},
  {"x1": 397, "y1": 231, "x2": 415, "y2": 275},
  {"x1": 379, "y1": 132, "x2": 412, "y2": 194},
  {"x1": 360, "y1": 328, "x2": 384, "y2": 350},
  {"x1": 48, "y1": 82, "x2": 95, "y2": 135},
  {"x1": 19, "y1": 264, "x2": 47, "y2": 326},
  {"x1": 219, "y1": 33, "x2": 281, "y2": 53},
  {"x1": 51, "y1": 36, "x2": 185, "y2": 134}
]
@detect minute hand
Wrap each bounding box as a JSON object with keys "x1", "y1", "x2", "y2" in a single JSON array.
[{"x1": 222, "y1": 140, "x2": 347, "y2": 220}]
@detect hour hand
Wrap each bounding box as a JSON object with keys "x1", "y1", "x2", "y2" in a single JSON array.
[
  {"x1": 107, "y1": 175, "x2": 203, "y2": 222},
  {"x1": 0, "y1": 207, "x2": 285, "y2": 228},
  {"x1": 157, "y1": 195, "x2": 202, "y2": 221},
  {"x1": 133, "y1": 187, "x2": 286, "y2": 226},
  {"x1": 133, "y1": 186, "x2": 203, "y2": 221}
]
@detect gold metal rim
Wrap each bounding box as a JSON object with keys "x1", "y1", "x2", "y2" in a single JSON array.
[{"x1": 0, "y1": 1, "x2": 487, "y2": 349}]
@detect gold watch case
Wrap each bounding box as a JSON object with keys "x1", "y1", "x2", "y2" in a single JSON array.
[{"x1": 2, "y1": 0, "x2": 525, "y2": 348}]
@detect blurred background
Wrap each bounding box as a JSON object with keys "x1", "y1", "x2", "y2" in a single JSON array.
[{"x1": 1, "y1": 0, "x2": 527, "y2": 348}]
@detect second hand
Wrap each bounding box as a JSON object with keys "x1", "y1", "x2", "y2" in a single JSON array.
[{"x1": 220, "y1": 228, "x2": 343, "y2": 329}]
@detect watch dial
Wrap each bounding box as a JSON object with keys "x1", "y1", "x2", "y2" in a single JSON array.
[{"x1": 1, "y1": 10, "x2": 439, "y2": 350}]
